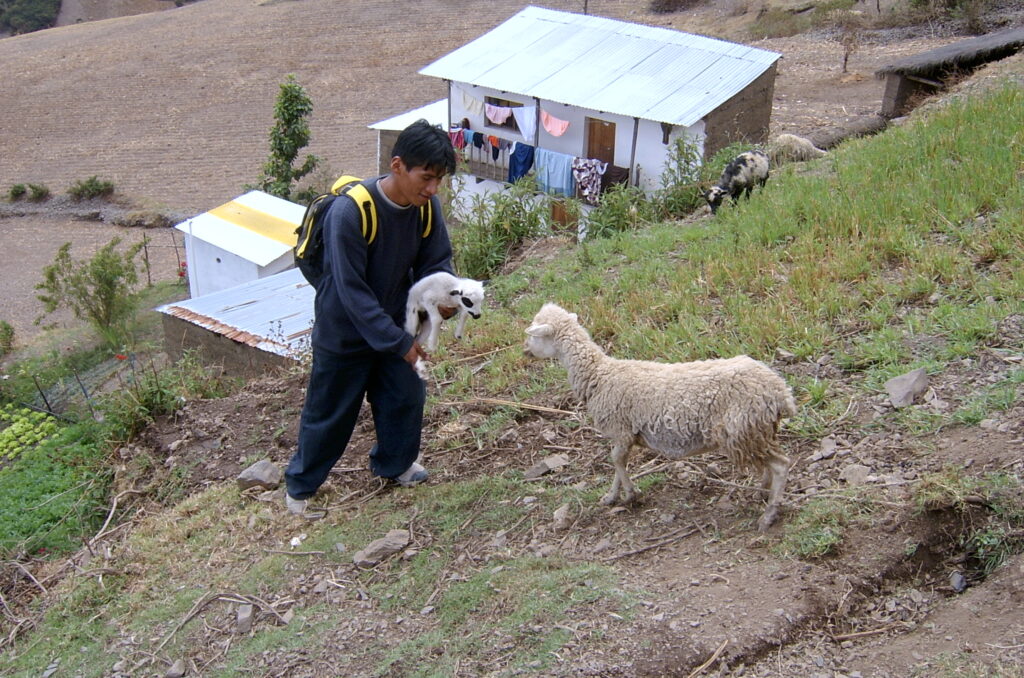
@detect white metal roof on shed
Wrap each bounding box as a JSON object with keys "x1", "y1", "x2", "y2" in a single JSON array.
[
  {"x1": 418, "y1": 5, "x2": 781, "y2": 127},
  {"x1": 157, "y1": 267, "x2": 313, "y2": 358},
  {"x1": 368, "y1": 99, "x2": 449, "y2": 131},
  {"x1": 174, "y1": 191, "x2": 306, "y2": 267}
]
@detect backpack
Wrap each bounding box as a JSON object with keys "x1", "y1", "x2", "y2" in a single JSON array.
[{"x1": 293, "y1": 175, "x2": 434, "y2": 287}]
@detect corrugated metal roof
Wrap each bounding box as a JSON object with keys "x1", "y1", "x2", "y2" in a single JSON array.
[
  {"x1": 368, "y1": 99, "x2": 449, "y2": 131},
  {"x1": 174, "y1": 191, "x2": 306, "y2": 267},
  {"x1": 157, "y1": 268, "x2": 313, "y2": 359},
  {"x1": 418, "y1": 5, "x2": 781, "y2": 127}
]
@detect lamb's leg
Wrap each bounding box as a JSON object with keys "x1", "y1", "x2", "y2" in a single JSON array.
[
  {"x1": 424, "y1": 307, "x2": 444, "y2": 352},
  {"x1": 757, "y1": 449, "x2": 790, "y2": 532},
  {"x1": 404, "y1": 304, "x2": 420, "y2": 337},
  {"x1": 600, "y1": 441, "x2": 634, "y2": 505},
  {"x1": 454, "y1": 309, "x2": 468, "y2": 340}
]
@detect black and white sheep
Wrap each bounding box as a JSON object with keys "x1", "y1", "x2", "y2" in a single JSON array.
[
  {"x1": 404, "y1": 271, "x2": 486, "y2": 378},
  {"x1": 703, "y1": 149, "x2": 770, "y2": 215},
  {"x1": 523, "y1": 303, "x2": 796, "y2": 532}
]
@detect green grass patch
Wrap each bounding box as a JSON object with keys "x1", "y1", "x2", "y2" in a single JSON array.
[{"x1": 775, "y1": 490, "x2": 877, "y2": 559}]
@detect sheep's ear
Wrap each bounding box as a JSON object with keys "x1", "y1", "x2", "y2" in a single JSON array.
[
  {"x1": 568, "y1": 313, "x2": 578, "y2": 323},
  {"x1": 449, "y1": 290, "x2": 461, "y2": 296},
  {"x1": 525, "y1": 322, "x2": 553, "y2": 337}
]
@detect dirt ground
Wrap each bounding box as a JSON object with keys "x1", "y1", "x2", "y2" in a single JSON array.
[{"x1": 2, "y1": 1, "x2": 1024, "y2": 676}]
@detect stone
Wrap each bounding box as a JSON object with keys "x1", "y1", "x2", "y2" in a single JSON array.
[
  {"x1": 884, "y1": 368, "x2": 929, "y2": 408},
  {"x1": 236, "y1": 459, "x2": 282, "y2": 491},
  {"x1": 352, "y1": 529, "x2": 411, "y2": 567},
  {"x1": 165, "y1": 659, "x2": 187, "y2": 678},
  {"x1": 523, "y1": 453, "x2": 570, "y2": 479},
  {"x1": 552, "y1": 503, "x2": 572, "y2": 530},
  {"x1": 236, "y1": 603, "x2": 254, "y2": 634},
  {"x1": 950, "y1": 571, "x2": 967, "y2": 593},
  {"x1": 840, "y1": 464, "x2": 871, "y2": 486}
]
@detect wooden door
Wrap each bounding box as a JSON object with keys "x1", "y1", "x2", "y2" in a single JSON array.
[{"x1": 585, "y1": 118, "x2": 615, "y2": 163}]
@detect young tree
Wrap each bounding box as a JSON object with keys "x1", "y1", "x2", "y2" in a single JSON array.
[
  {"x1": 252, "y1": 75, "x2": 320, "y2": 200},
  {"x1": 35, "y1": 238, "x2": 147, "y2": 348}
]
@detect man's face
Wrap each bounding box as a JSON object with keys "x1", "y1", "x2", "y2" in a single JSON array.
[{"x1": 390, "y1": 158, "x2": 444, "y2": 207}]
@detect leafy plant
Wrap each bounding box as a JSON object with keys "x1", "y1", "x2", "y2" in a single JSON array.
[
  {"x1": 68, "y1": 175, "x2": 115, "y2": 201},
  {"x1": 250, "y1": 75, "x2": 320, "y2": 200},
  {"x1": 0, "y1": 320, "x2": 13, "y2": 357},
  {"x1": 776, "y1": 491, "x2": 876, "y2": 559},
  {"x1": 0, "y1": 0, "x2": 59, "y2": 34},
  {"x1": 35, "y1": 237, "x2": 147, "y2": 349},
  {"x1": 27, "y1": 183, "x2": 50, "y2": 201},
  {"x1": 655, "y1": 133, "x2": 705, "y2": 217},
  {"x1": 8, "y1": 183, "x2": 26, "y2": 200}
]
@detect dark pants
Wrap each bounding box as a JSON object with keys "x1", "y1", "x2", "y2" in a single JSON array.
[{"x1": 285, "y1": 348, "x2": 425, "y2": 500}]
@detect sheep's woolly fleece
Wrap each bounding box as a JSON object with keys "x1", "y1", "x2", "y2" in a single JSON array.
[{"x1": 528, "y1": 303, "x2": 796, "y2": 472}]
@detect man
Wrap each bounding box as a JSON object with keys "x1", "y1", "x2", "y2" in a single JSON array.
[{"x1": 284, "y1": 120, "x2": 457, "y2": 516}]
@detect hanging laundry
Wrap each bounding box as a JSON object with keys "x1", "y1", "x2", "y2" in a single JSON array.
[
  {"x1": 534, "y1": 148, "x2": 576, "y2": 197},
  {"x1": 448, "y1": 127, "x2": 466, "y2": 150},
  {"x1": 541, "y1": 110, "x2": 570, "y2": 137},
  {"x1": 571, "y1": 158, "x2": 608, "y2": 205},
  {"x1": 508, "y1": 142, "x2": 535, "y2": 183},
  {"x1": 485, "y1": 103, "x2": 512, "y2": 125},
  {"x1": 600, "y1": 165, "x2": 631, "y2": 194},
  {"x1": 471, "y1": 132, "x2": 485, "y2": 149},
  {"x1": 488, "y1": 135, "x2": 500, "y2": 161},
  {"x1": 461, "y1": 90, "x2": 484, "y2": 116},
  {"x1": 512, "y1": 105, "x2": 537, "y2": 142}
]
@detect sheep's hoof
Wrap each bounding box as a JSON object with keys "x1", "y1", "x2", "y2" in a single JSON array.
[
  {"x1": 757, "y1": 506, "x2": 779, "y2": 533},
  {"x1": 600, "y1": 492, "x2": 619, "y2": 506}
]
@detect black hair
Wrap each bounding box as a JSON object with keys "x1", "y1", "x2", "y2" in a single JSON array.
[{"x1": 391, "y1": 119, "x2": 456, "y2": 176}]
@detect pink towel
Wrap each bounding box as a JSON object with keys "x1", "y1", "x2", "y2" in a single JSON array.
[
  {"x1": 541, "y1": 110, "x2": 570, "y2": 137},
  {"x1": 485, "y1": 103, "x2": 512, "y2": 125}
]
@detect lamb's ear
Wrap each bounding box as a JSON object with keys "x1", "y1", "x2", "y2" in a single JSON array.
[
  {"x1": 449, "y1": 290, "x2": 461, "y2": 296},
  {"x1": 525, "y1": 322, "x2": 553, "y2": 337},
  {"x1": 568, "y1": 313, "x2": 578, "y2": 323},
  {"x1": 481, "y1": 279, "x2": 491, "y2": 287}
]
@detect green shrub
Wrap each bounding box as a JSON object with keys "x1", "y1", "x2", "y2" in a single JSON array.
[
  {"x1": 583, "y1": 184, "x2": 658, "y2": 239},
  {"x1": 27, "y1": 183, "x2": 50, "y2": 201},
  {"x1": 655, "y1": 134, "x2": 706, "y2": 217},
  {"x1": 0, "y1": 0, "x2": 60, "y2": 34},
  {"x1": 0, "y1": 320, "x2": 13, "y2": 357},
  {"x1": 249, "y1": 75, "x2": 320, "y2": 200},
  {"x1": 35, "y1": 237, "x2": 147, "y2": 349},
  {"x1": 8, "y1": 183, "x2": 27, "y2": 201},
  {"x1": 68, "y1": 176, "x2": 115, "y2": 201},
  {"x1": 451, "y1": 176, "x2": 550, "y2": 280}
]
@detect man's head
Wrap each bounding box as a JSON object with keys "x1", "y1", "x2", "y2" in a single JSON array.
[{"x1": 387, "y1": 120, "x2": 456, "y2": 207}]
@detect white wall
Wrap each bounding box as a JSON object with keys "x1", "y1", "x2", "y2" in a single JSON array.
[
  {"x1": 184, "y1": 237, "x2": 261, "y2": 297},
  {"x1": 449, "y1": 81, "x2": 706, "y2": 195}
]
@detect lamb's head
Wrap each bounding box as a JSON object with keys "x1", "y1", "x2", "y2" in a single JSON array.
[
  {"x1": 450, "y1": 278, "x2": 486, "y2": 319},
  {"x1": 524, "y1": 303, "x2": 576, "y2": 360},
  {"x1": 703, "y1": 185, "x2": 727, "y2": 214}
]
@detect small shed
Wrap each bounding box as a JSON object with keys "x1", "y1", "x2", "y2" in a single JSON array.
[
  {"x1": 156, "y1": 267, "x2": 314, "y2": 376},
  {"x1": 876, "y1": 27, "x2": 1024, "y2": 117},
  {"x1": 368, "y1": 99, "x2": 449, "y2": 175},
  {"x1": 174, "y1": 190, "x2": 305, "y2": 297}
]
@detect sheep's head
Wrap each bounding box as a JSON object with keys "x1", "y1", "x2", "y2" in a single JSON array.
[
  {"x1": 703, "y1": 186, "x2": 727, "y2": 214},
  {"x1": 524, "y1": 303, "x2": 575, "y2": 359},
  {"x1": 451, "y1": 278, "x2": 486, "y2": 319}
]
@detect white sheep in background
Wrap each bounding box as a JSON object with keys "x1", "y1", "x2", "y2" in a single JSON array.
[
  {"x1": 523, "y1": 303, "x2": 796, "y2": 532},
  {"x1": 767, "y1": 133, "x2": 827, "y2": 166},
  {"x1": 703, "y1": 149, "x2": 770, "y2": 215},
  {"x1": 404, "y1": 271, "x2": 486, "y2": 378}
]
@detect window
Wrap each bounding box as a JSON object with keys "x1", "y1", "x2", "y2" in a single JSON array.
[{"x1": 484, "y1": 96, "x2": 522, "y2": 133}]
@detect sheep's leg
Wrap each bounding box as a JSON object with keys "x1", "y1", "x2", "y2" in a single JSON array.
[
  {"x1": 454, "y1": 309, "x2": 468, "y2": 340},
  {"x1": 423, "y1": 308, "x2": 444, "y2": 352},
  {"x1": 600, "y1": 441, "x2": 634, "y2": 505},
  {"x1": 404, "y1": 305, "x2": 421, "y2": 337},
  {"x1": 757, "y1": 450, "x2": 790, "y2": 532}
]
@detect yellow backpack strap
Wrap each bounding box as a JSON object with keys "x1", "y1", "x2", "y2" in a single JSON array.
[
  {"x1": 341, "y1": 183, "x2": 377, "y2": 245},
  {"x1": 419, "y1": 199, "x2": 433, "y2": 239}
]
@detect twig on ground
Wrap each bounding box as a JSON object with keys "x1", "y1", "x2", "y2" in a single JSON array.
[
  {"x1": 436, "y1": 397, "x2": 576, "y2": 416},
  {"x1": 603, "y1": 526, "x2": 700, "y2": 562},
  {"x1": 830, "y1": 623, "x2": 900, "y2": 641},
  {"x1": 90, "y1": 489, "x2": 145, "y2": 545},
  {"x1": 687, "y1": 638, "x2": 728, "y2": 678}
]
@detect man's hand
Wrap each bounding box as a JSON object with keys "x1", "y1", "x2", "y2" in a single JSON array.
[
  {"x1": 404, "y1": 341, "x2": 428, "y2": 367},
  {"x1": 438, "y1": 306, "x2": 458, "y2": 320}
]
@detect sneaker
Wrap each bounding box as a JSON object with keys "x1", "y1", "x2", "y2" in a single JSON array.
[
  {"x1": 285, "y1": 494, "x2": 308, "y2": 515},
  {"x1": 395, "y1": 462, "x2": 429, "y2": 487}
]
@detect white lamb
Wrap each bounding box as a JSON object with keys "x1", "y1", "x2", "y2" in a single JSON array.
[
  {"x1": 523, "y1": 303, "x2": 796, "y2": 532},
  {"x1": 404, "y1": 271, "x2": 486, "y2": 377},
  {"x1": 767, "y1": 133, "x2": 827, "y2": 166}
]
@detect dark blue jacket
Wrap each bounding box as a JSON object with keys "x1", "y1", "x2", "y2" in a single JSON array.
[{"x1": 311, "y1": 177, "x2": 453, "y2": 357}]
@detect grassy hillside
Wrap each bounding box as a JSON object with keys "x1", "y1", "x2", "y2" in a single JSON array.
[{"x1": 1, "y1": 70, "x2": 1022, "y2": 676}]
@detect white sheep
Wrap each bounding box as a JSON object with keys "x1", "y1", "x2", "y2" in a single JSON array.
[
  {"x1": 523, "y1": 303, "x2": 796, "y2": 532},
  {"x1": 703, "y1": 149, "x2": 770, "y2": 215},
  {"x1": 404, "y1": 271, "x2": 486, "y2": 378},
  {"x1": 767, "y1": 133, "x2": 827, "y2": 166}
]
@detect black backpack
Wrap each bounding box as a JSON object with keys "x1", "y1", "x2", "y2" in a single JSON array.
[{"x1": 293, "y1": 176, "x2": 434, "y2": 287}]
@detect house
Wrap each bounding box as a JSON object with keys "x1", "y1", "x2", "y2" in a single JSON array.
[
  {"x1": 418, "y1": 5, "x2": 781, "y2": 201},
  {"x1": 157, "y1": 267, "x2": 314, "y2": 376},
  {"x1": 174, "y1": 190, "x2": 305, "y2": 297},
  {"x1": 368, "y1": 99, "x2": 449, "y2": 175}
]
